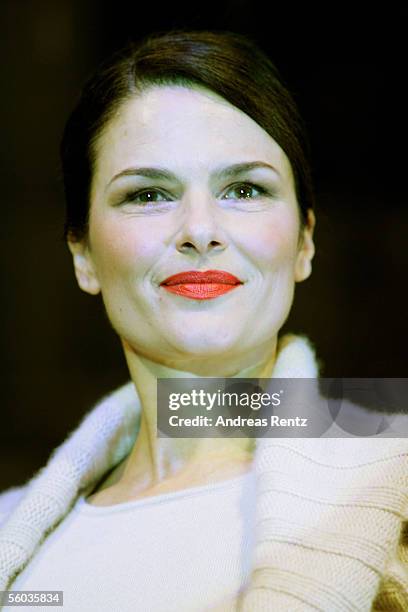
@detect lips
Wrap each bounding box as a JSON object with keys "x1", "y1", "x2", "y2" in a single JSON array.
[
  {"x1": 160, "y1": 269, "x2": 243, "y2": 300},
  {"x1": 161, "y1": 270, "x2": 242, "y2": 285}
]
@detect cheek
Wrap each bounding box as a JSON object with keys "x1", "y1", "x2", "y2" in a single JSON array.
[
  {"x1": 89, "y1": 217, "x2": 162, "y2": 284},
  {"x1": 238, "y1": 213, "x2": 299, "y2": 269}
]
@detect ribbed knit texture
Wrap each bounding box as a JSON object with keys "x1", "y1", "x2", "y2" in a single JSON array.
[
  {"x1": 238, "y1": 437, "x2": 408, "y2": 611},
  {"x1": 0, "y1": 383, "x2": 141, "y2": 594},
  {"x1": 0, "y1": 335, "x2": 407, "y2": 611}
]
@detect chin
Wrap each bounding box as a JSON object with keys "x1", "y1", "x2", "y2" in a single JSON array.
[{"x1": 166, "y1": 329, "x2": 239, "y2": 358}]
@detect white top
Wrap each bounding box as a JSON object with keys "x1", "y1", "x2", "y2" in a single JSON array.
[{"x1": 7, "y1": 469, "x2": 256, "y2": 612}]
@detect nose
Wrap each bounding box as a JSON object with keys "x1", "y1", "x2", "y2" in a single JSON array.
[{"x1": 175, "y1": 191, "x2": 228, "y2": 256}]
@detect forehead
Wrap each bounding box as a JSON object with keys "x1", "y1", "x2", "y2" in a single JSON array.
[{"x1": 92, "y1": 85, "x2": 293, "y2": 183}]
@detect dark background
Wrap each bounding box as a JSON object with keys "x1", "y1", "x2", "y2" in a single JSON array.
[{"x1": 1, "y1": 1, "x2": 407, "y2": 490}]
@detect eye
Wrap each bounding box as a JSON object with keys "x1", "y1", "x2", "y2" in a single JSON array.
[
  {"x1": 222, "y1": 182, "x2": 268, "y2": 200},
  {"x1": 122, "y1": 188, "x2": 172, "y2": 204}
]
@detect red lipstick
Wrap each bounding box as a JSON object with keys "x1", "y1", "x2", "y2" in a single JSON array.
[{"x1": 160, "y1": 270, "x2": 243, "y2": 300}]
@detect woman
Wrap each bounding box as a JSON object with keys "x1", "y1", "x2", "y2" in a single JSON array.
[{"x1": 0, "y1": 30, "x2": 407, "y2": 611}]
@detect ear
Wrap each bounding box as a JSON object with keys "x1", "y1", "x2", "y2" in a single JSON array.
[
  {"x1": 295, "y1": 209, "x2": 316, "y2": 283},
  {"x1": 67, "y1": 239, "x2": 101, "y2": 295}
]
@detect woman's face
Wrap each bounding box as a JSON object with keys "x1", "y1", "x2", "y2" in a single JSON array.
[{"x1": 69, "y1": 85, "x2": 315, "y2": 373}]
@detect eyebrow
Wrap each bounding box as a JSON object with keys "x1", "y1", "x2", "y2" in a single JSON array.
[{"x1": 107, "y1": 161, "x2": 280, "y2": 188}]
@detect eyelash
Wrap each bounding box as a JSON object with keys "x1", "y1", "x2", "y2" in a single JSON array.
[{"x1": 119, "y1": 182, "x2": 273, "y2": 205}]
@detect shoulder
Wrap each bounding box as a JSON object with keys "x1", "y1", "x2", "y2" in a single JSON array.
[{"x1": 0, "y1": 485, "x2": 27, "y2": 527}]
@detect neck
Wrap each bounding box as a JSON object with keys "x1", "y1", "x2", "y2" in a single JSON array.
[{"x1": 89, "y1": 339, "x2": 278, "y2": 502}]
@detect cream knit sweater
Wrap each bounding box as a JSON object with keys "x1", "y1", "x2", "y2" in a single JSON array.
[{"x1": 0, "y1": 335, "x2": 407, "y2": 611}]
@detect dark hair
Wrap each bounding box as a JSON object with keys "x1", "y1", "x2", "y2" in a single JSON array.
[{"x1": 61, "y1": 29, "x2": 315, "y2": 242}]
